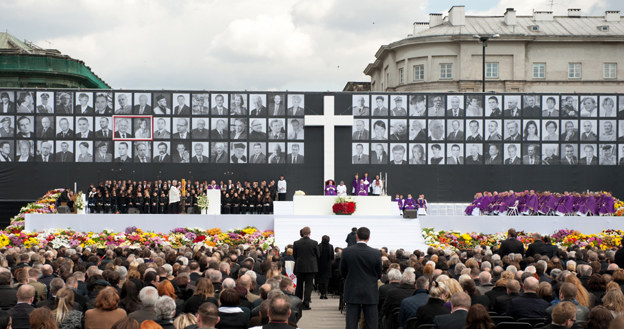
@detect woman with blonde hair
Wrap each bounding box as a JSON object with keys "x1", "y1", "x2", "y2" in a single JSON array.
[
  {"x1": 565, "y1": 274, "x2": 591, "y2": 307},
  {"x1": 52, "y1": 288, "x2": 83, "y2": 329},
  {"x1": 414, "y1": 281, "x2": 450, "y2": 326},
  {"x1": 182, "y1": 278, "x2": 217, "y2": 314},
  {"x1": 602, "y1": 289, "x2": 624, "y2": 318},
  {"x1": 173, "y1": 314, "x2": 196, "y2": 329}
]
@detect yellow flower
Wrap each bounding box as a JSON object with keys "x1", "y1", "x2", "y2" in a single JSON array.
[{"x1": 461, "y1": 233, "x2": 472, "y2": 241}]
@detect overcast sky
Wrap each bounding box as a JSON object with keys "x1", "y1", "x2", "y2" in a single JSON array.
[{"x1": 2, "y1": 0, "x2": 621, "y2": 91}]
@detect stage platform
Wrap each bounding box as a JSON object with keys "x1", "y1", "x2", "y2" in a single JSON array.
[{"x1": 293, "y1": 195, "x2": 393, "y2": 216}]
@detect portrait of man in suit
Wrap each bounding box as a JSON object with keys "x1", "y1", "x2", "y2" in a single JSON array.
[
  {"x1": 191, "y1": 118, "x2": 209, "y2": 139},
  {"x1": 390, "y1": 144, "x2": 407, "y2": 164},
  {"x1": 153, "y1": 142, "x2": 171, "y2": 163},
  {"x1": 560, "y1": 144, "x2": 578, "y2": 165},
  {"x1": 352, "y1": 119, "x2": 369, "y2": 141},
  {"x1": 0, "y1": 141, "x2": 13, "y2": 162},
  {"x1": 94, "y1": 141, "x2": 113, "y2": 163},
  {"x1": 370, "y1": 143, "x2": 387, "y2": 164},
  {"x1": 75, "y1": 117, "x2": 94, "y2": 139},
  {"x1": 580, "y1": 120, "x2": 598, "y2": 141},
  {"x1": 389, "y1": 120, "x2": 407, "y2": 140},
  {"x1": 36, "y1": 117, "x2": 54, "y2": 139},
  {"x1": 447, "y1": 120, "x2": 464, "y2": 141},
  {"x1": 250, "y1": 95, "x2": 267, "y2": 116},
  {"x1": 408, "y1": 119, "x2": 426, "y2": 141},
  {"x1": 580, "y1": 144, "x2": 598, "y2": 165},
  {"x1": 352, "y1": 143, "x2": 369, "y2": 164},
  {"x1": 230, "y1": 118, "x2": 248, "y2": 140},
  {"x1": 504, "y1": 96, "x2": 521, "y2": 117},
  {"x1": 172, "y1": 118, "x2": 190, "y2": 139},
  {"x1": 114, "y1": 118, "x2": 133, "y2": 139},
  {"x1": 0, "y1": 92, "x2": 15, "y2": 114},
  {"x1": 352, "y1": 96, "x2": 369, "y2": 117},
  {"x1": 171, "y1": 142, "x2": 190, "y2": 163},
  {"x1": 210, "y1": 142, "x2": 228, "y2": 163},
  {"x1": 560, "y1": 120, "x2": 578, "y2": 142},
  {"x1": 390, "y1": 96, "x2": 407, "y2": 116},
  {"x1": 56, "y1": 92, "x2": 73, "y2": 114},
  {"x1": 287, "y1": 119, "x2": 304, "y2": 140},
  {"x1": 133, "y1": 93, "x2": 152, "y2": 115},
  {"x1": 504, "y1": 121, "x2": 521, "y2": 141},
  {"x1": 268, "y1": 94, "x2": 285, "y2": 116},
  {"x1": 0, "y1": 117, "x2": 13, "y2": 138},
  {"x1": 542, "y1": 145, "x2": 560, "y2": 165},
  {"x1": 36, "y1": 141, "x2": 53, "y2": 163},
  {"x1": 428, "y1": 119, "x2": 445, "y2": 141},
  {"x1": 115, "y1": 93, "x2": 132, "y2": 114},
  {"x1": 466, "y1": 120, "x2": 482, "y2": 141},
  {"x1": 372, "y1": 95, "x2": 388, "y2": 116},
  {"x1": 486, "y1": 96, "x2": 502, "y2": 117},
  {"x1": 249, "y1": 142, "x2": 267, "y2": 164},
  {"x1": 504, "y1": 144, "x2": 521, "y2": 165},
  {"x1": 114, "y1": 141, "x2": 132, "y2": 163},
  {"x1": 542, "y1": 96, "x2": 559, "y2": 117},
  {"x1": 249, "y1": 119, "x2": 267, "y2": 140},
  {"x1": 191, "y1": 142, "x2": 209, "y2": 163},
  {"x1": 287, "y1": 143, "x2": 304, "y2": 164},
  {"x1": 36, "y1": 92, "x2": 54, "y2": 113},
  {"x1": 446, "y1": 95, "x2": 464, "y2": 117},
  {"x1": 16, "y1": 116, "x2": 33, "y2": 138},
  {"x1": 465, "y1": 144, "x2": 482, "y2": 165},
  {"x1": 210, "y1": 94, "x2": 228, "y2": 116},
  {"x1": 287, "y1": 94, "x2": 305, "y2": 116},
  {"x1": 268, "y1": 143, "x2": 285, "y2": 164},
  {"x1": 210, "y1": 118, "x2": 228, "y2": 140},
  {"x1": 191, "y1": 94, "x2": 209, "y2": 115},
  {"x1": 173, "y1": 94, "x2": 191, "y2": 116},
  {"x1": 74, "y1": 93, "x2": 94, "y2": 115},
  {"x1": 484, "y1": 144, "x2": 502, "y2": 165},
  {"x1": 522, "y1": 144, "x2": 541, "y2": 165},
  {"x1": 427, "y1": 95, "x2": 445, "y2": 117},
  {"x1": 54, "y1": 141, "x2": 74, "y2": 163},
  {"x1": 522, "y1": 95, "x2": 541, "y2": 117},
  {"x1": 56, "y1": 117, "x2": 74, "y2": 139},
  {"x1": 133, "y1": 142, "x2": 151, "y2": 163},
  {"x1": 268, "y1": 119, "x2": 286, "y2": 140},
  {"x1": 447, "y1": 144, "x2": 464, "y2": 165},
  {"x1": 94, "y1": 93, "x2": 113, "y2": 115},
  {"x1": 153, "y1": 118, "x2": 171, "y2": 139}
]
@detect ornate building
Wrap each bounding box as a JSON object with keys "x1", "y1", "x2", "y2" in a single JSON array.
[{"x1": 364, "y1": 6, "x2": 624, "y2": 93}]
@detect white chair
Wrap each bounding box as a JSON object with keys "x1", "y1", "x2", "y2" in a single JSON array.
[
  {"x1": 417, "y1": 208, "x2": 427, "y2": 216},
  {"x1": 506, "y1": 201, "x2": 519, "y2": 216}
]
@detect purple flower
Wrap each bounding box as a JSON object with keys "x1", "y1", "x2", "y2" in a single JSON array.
[{"x1": 125, "y1": 226, "x2": 138, "y2": 234}]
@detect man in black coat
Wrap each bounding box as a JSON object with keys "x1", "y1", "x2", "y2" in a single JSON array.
[
  {"x1": 433, "y1": 292, "x2": 471, "y2": 329},
  {"x1": 615, "y1": 241, "x2": 624, "y2": 269},
  {"x1": 525, "y1": 233, "x2": 545, "y2": 258},
  {"x1": 0, "y1": 272, "x2": 17, "y2": 310},
  {"x1": 345, "y1": 227, "x2": 357, "y2": 247},
  {"x1": 340, "y1": 227, "x2": 383, "y2": 329},
  {"x1": 506, "y1": 277, "x2": 550, "y2": 319},
  {"x1": 539, "y1": 301, "x2": 577, "y2": 329},
  {"x1": 293, "y1": 226, "x2": 318, "y2": 310},
  {"x1": 498, "y1": 228, "x2": 525, "y2": 257},
  {"x1": 9, "y1": 285, "x2": 35, "y2": 329}
]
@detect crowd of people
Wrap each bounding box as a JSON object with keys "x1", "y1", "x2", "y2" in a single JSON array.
[
  {"x1": 464, "y1": 190, "x2": 617, "y2": 216},
  {"x1": 80, "y1": 177, "x2": 289, "y2": 215}
]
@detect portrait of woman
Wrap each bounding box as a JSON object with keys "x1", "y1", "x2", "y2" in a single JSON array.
[
  {"x1": 76, "y1": 142, "x2": 92, "y2": 162},
  {"x1": 523, "y1": 120, "x2": 540, "y2": 141},
  {"x1": 230, "y1": 94, "x2": 247, "y2": 116},
  {"x1": 409, "y1": 144, "x2": 426, "y2": 164},
  {"x1": 134, "y1": 119, "x2": 151, "y2": 139}
]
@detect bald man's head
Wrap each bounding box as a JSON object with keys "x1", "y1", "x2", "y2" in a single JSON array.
[{"x1": 17, "y1": 284, "x2": 35, "y2": 302}]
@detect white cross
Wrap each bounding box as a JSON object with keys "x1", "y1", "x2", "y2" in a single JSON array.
[{"x1": 305, "y1": 95, "x2": 353, "y2": 182}]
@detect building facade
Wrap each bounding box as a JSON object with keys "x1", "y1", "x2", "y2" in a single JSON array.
[{"x1": 364, "y1": 6, "x2": 624, "y2": 93}]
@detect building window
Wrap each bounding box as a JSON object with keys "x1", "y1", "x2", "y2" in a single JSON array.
[
  {"x1": 485, "y1": 62, "x2": 498, "y2": 78},
  {"x1": 533, "y1": 63, "x2": 545, "y2": 79},
  {"x1": 398, "y1": 68, "x2": 404, "y2": 84},
  {"x1": 568, "y1": 63, "x2": 582, "y2": 79},
  {"x1": 413, "y1": 65, "x2": 424, "y2": 81},
  {"x1": 440, "y1": 63, "x2": 452, "y2": 79},
  {"x1": 604, "y1": 63, "x2": 617, "y2": 79}
]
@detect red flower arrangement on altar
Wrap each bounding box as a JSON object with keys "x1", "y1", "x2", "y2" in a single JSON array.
[{"x1": 333, "y1": 197, "x2": 356, "y2": 215}]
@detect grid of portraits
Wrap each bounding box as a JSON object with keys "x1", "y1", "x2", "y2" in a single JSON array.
[
  {"x1": 0, "y1": 90, "x2": 306, "y2": 164},
  {"x1": 350, "y1": 94, "x2": 624, "y2": 165}
]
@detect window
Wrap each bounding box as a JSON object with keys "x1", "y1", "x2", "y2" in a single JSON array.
[
  {"x1": 413, "y1": 64, "x2": 424, "y2": 81},
  {"x1": 604, "y1": 63, "x2": 617, "y2": 79},
  {"x1": 440, "y1": 63, "x2": 452, "y2": 79},
  {"x1": 533, "y1": 63, "x2": 545, "y2": 78},
  {"x1": 598, "y1": 25, "x2": 609, "y2": 32},
  {"x1": 398, "y1": 68, "x2": 404, "y2": 84},
  {"x1": 485, "y1": 62, "x2": 498, "y2": 78},
  {"x1": 568, "y1": 63, "x2": 581, "y2": 79},
  {"x1": 530, "y1": 25, "x2": 540, "y2": 31}
]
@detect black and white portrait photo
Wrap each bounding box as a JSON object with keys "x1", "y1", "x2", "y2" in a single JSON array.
[
  {"x1": 370, "y1": 143, "x2": 388, "y2": 164},
  {"x1": 36, "y1": 92, "x2": 54, "y2": 114},
  {"x1": 134, "y1": 142, "x2": 152, "y2": 163},
  {"x1": 287, "y1": 143, "x2": 304, "y2": 164},
  {"x1": 579, "y1": 144, "x2": 598, "y2": 165},
  {"x1": 191, "y1": 142, "x2": 210, "y2": 163},
  {"x1": 55, "y1": 92, "x2": 73, "y2": 114},
  {"x1": 211, "y1": 94, "x2": 229, "y2": 116},
  {"x1": 619, "y1": 96, "x2": 624, "y2": 117},
  {"x1": 371, "y1": 119, "x2": 388, "y2": 141},
  {"x1": 352, "y1": 143, "x2": 369, "y2": 164},
  {"x1": 94, "y1": 92, "x2": 113, "y2": 115},
  {"x1": 599, "y1": 95, "x2": 617, "y2": 117},
  {"x1": 133, "y1": 118, "x2": 152, "y2": 139},
  {"x1": 542, "y1": 96, "x2": 559, "y2": 117},
  {"x1": 0, "y1": 116, "x2": 13, "y2": 138},
  {"x1": 74, "y1": 92, "x2": 94, "y2": 115},
  {"x1": 580, "y1": 120, "x2": 598, "y2": 142},
  {"x1": 153, "y1": 93, "x2": 172, "y2": 115},
  {"x1": 446, "y1": 143, "x2": 464, "y2": 165},
  {"x1": 230, "y1": 118, "x2": 248, "y2": 140},
  {"x1": 409, "y1": 95, "x2": 427, "y2": 117},
  {"x1": 287, "y1": 94, "x2": 305, "y2": 116},
  {"x1": 484, "y1": 143, "x2": 502, "y2": 165},
  {"x1": 249, "y1": 94, "x2": 267, "y2": 116},
  {"x1": 522, "y1": 120, "x2": 540, "y2": 141},
  {"x1": 600, "y1": 120, "x2": 617, "y2": 141},
  {"x1": 75, "y1": 141, "x2": 93, "y2": 163},
  {"x1": 94, "y1": 141, "x2": 113, "y2": 163},
  {"x1": 153, "y1": 117, "x2": 171, "y2": 139},
  {"x1": 409, "y1": 143, "x2": 426, "y2": 164},
  {"x1": 390, "y1": 95, "x2": 407, "y2": 116},
  {"x1": 352, "y1": 95, "x2": 369, "y2": 117},
  {"x1": 210, "y1": 118, "x2": 228, "y2": 140},
  {"x1": 267, "y1": 118, "x2": 286, "y2": 140},
  {"x1": 561, "y1": 95, "x2": 579, "y2": 117},
  {"x1": 249, "y1": 119, "x2": 267, "y2": 140},
  {"x1": 485, "y1": 95, "x2": 502, "y2": 117},
  {"x1": 75, "y1": 117, "x2": 94, "y2": 139},
  {"x1": 153, "y1": 141, "x2": 171, "y2": 163},
  {"x1": 542, "y1": 120, "x2": 559, "y2": 141},
  {"x1": 465, "y1": 119, "x2": 483, "y2": 142},
  {"x1": 114, "y1": 141, "x2": 133, "y2": 163},
  {"x1": 35, "y1": 116, "x2": 55, "y2": 139},
  {"x1": 408, "y1": 119, "x2": 427, "y2": 142},
  {"x1": 599, "y1": 144, "x2": 617, "y2": 165},
  {"x1": 191, "y1": 117, "x2": 210, "y2": 140},
  {"x1": 191, "y1": 93, "x2": 210, "y2": 115},
  {"x1": 389, "y1": 119, "x2": 407, "y2": 140},
  {"x1": 522, "y1": 95, "x2": 541, "y2": 117},
  {"x1": 172, "y1": 93, "x2": 191, "y2": 116},
  {"x1": 542, "y1": 144, "x2": 560, "y2": 165},
  {"x1": 267, "y1": 142, "x2": 285, "y2": 164},
  {"x1": 503, "y1": 143, "x2": 521, "y2": 165},
  {"x1": 465, "y1": 95, "x2": 483, "y2": 117},
  {"x1": 579, "y1": 96, "x2": 598, "y2": 117},
  {"x1": 446, "y1": 119, "x2": 464, "y2": 141},
  {"x1": 36, "y1": 141, "x2": 54, "y2": 163},
  {"x1": 210, "y1": 142, "x2": 228, "y2": 163},
  {"x1": 389, "y1": 143, "x2": 407, "y2": 164},
  {"x1": 428, "y1": 143, "x2": 444, "y2": 165},
  {"x1": 172, "y1": 118, "x2": 190, "y2": 139},
  {"x1": 560, "y1": 120, "x2": 579, "y2": 142},
  {"x1": 114, "y1": 93, "x2": 132, "y2": 114},
  {"x1": 15, "y1": 140, "x2": 34, "y2": 162},
  {"x1": 171, "y1": 141, "x2": 191, "y2": 163},
  {"x1": 352, "y1": 119, "x2": 369, "y2": 141},
  {"x1": 133, "y1": 93, "x2": 152, "y2": 115},
  {"x1": 427, "y1": 95, "x2": 445, "y2": 117},
  {"x1": 268, "y1": 94, "x2": 286, "y2": 117},
  {"x1": 503, "y1": 120, "x2": 522, "y2": 141},
  {"x1": 249, "y1": 142, "x2": 267, "y2": 164},
  {"x1": 427, "y1": 119, "x2": 445, "y2": 141},
  {"x1": 16, "y1": 116, "x2": 34, "y2": 138},
  {"x1": 371, "y1": 95, "x2": 388, "y2": 117},
  {"x1": 230, "y1": 94, "x2": 248, "y2": 116},
  {"x1": 503, "y1": 95, "x2": 522, "y2": 117},
  {"x1": 619, "y1": 121, "x2": 624, "y2": 141},
  {"x1": 0, "y1": 140, "x2": 14, "y2": 162},
  {"x1": 54, "y1": 141, "x2": 74, "y2": 163},
  {"x1": 560, "y1": 144, "x2": 579, "y2": 165},
  {"x1": 287, "y1": 118, "x2": 304, "y2": 140},
  {"x1": 0, "y1": 91, "x2": 15, "y2": 114},
  {"x1": 230, "y1": 143, "x2": 247, "y2": 164},
  {"x1": 114, "y1": 117, "x2": 133, "y2": 139},
  {"x1": 522, "y1": 144, "x2": 540, "y2": 165},
  {"x1": 465, "y1": 143, "x2": 483, "y2": 165},
  {"x1": 16, "y1": 91, "x2": 34, "y2": 113},
  {"x1": 446, "y1": 95, "x2": 464, "y2": 117}
]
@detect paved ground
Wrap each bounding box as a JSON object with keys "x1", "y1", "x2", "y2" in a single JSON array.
[{"x1": 297, "y1": 293, "x2": 344, "y2": 329}]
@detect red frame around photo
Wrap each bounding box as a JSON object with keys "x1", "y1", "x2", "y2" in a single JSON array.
[{"x1": 112, "y1": 115, "x2": 154, "y2": 141}]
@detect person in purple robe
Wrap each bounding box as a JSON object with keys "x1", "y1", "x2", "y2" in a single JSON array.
[
  {"x1": 599, "y1": 192, "x2": 615, "y2": 215},
  {"x1": 362, "y1": 172, "x2": 371, "y2": 194},
  {"x1": 394, "y1": 194, "x2": 404, "y2": 212},
  {"x1": 207, "y1": 180, "x2": 220, "y2": 190},
  {"x1": 525, "y1": 190, "x2": 539, "y2": 214},
  {"x1": 465, "y1": 193, "x2": 482, "y2": 215},
  {"x1": 479, "y1": 192, "x2": 492, "y2": 214},
  {"x1": 357, "y1": 179, "x2": 368, "y2": 196},
  {"x1": 351, "y1": 173, "x2": 360, "y2": 195},
  {"x1": 515, "y1": 192, "x2": 528, "y2": 213},
  {"x1": 416, "y1": 194, "x2": 427, "y2": 211},
  {"x1": 403, "y1": 194, "x2": 416, "y2": 210},
  {"x1": 324, "y1": 180, "x2": 337, "y2": 196}
]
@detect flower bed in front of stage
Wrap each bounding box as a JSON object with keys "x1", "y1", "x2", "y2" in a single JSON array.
[
  {"x1": 6, "y1": 188, "x2": 63, "y2": 234},
  {"x1": 422, "y1": 227, "x2": 623, "y2": 251}
]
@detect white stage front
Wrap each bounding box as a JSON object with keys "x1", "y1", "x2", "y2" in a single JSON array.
[{"x1": 292, "y1": 195, "x2": 393, "y2": 216}]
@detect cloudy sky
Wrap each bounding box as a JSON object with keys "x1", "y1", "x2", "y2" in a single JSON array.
[{"x1": 2, "y1": 0, "x2": 621, "y2": 91}]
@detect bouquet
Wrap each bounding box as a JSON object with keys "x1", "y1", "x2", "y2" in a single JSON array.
[
  {"x1": 74, "y1": 192, "x2": 85, "y2": 211},
  {"x1": 197, "y1": 194, "x2": 210, "y2": 210},
  {"x1": 333, "y1": 196, "x2": 356, "y2": 215}
]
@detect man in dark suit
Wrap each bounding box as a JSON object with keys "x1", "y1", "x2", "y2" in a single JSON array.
[
  {"x1": 504, "y1": 144, "x2": 521, "y2": 165},
  {"x1": 0, "y1": 92, "x2": 14, "y2": 114},
  {"x1": 172, "y1": 119, "x2": 190, "y2": 139},
  {"x1": 371, "y1": 144, "x2": 388, "y2": 164},
  {"x1": 249, "y1": 143, "x2": 267, "y2": 164},
  {"x1": 580, "y1": 145, "x2": 598, "y2": 165},
  {"x1": 293, "y1": 226, "x2": 318, "y2": 310},
  {"x1": 268, "y1": 95, "x2": 285, "y2": 116},
  {"x1": 522, "y1": 96, "x2": 541, "y2": 117},
  {"x1": 522, "y1": 145, "x2": 541, "y2": 165},
  {"x1": 287, "y1": 95, "x2": 305, "y2": 116},
  {"x1": 249, "y1": 120, "x2": 267, "y2": 140},
  {"x1": 250, "y1": 95, "x2": 267, "y2": 116},
  {"x1": 447, "y1": 120, "x2": 464, "y2": 141},
  {"x1": 498, "y1": 228, "x2": 525, "y2": 257},
  {"x1": 191, "y1": 119, "x2": 209, "y2": 139},
  {"x1": 133, "y1": 94, "x2": 153, "y2": 115},
  {"x1": 55, "y1": 142, "x2": 74, "y2": 162},
  {"x1": 341, "y1": 227, "x2": 382, "y2": 329},
  {"x1": 191, "y1": 143, "x2": 209, "y2": 163},
  {"x1": 153, "y1": 143, "x2": 171, "y2": 163},
  {"x1": 173, "y1": 95, "x2": 191, "y2": 116},
  {"x1": 525, "y1": 233, "x2": 545, "y2": 258},
  {"x1": 506, "y1": 277, "x2": 550, "y2": 319},
  {"x1": 433, "y1": 292, "x2": 470, "y2": 329},
  {"x1": 352, "y1": 143, "x2": 369, "y2": 164},
  {"x1": 446, "y1": 96, "x2": 464, "y2": 117},
  {"x1": 484, "y1": 144, "x2": 502, "y2": 165},
  {"x1": 210, "y1": 119, "x2": 228, "y2": 139},
  {"x1": 114, "y1": 119, "x2": 134, "y2": 139},
  {"x1": 37, "y1": 117, "x2": 54, "y2": 139},
  {"x1": 35, "y1": 141, "x2": 53, "y2": 163},
  {"x1": 210, "y1": 94, "x2": 228, "y2": 115},
  {"x1": 95, "y1": 118, "x2": 113, "y2": 139},
  {"x1": 210, "y1": 143, "x2": 228, "y2": 163},
  {"x1": 287, "y1": 144, "x2": 304, "y2": 164},
  {"x1": 0, "y1": 271, "x2": 17, "y2": 310},
  {"x1": 74, "y1": 93, "x2": 94, "y2": 115},
  {"x1": 9, "y1": 285, "x2": 35, "y2": 329},
  {"x1": 561, "y1": 145, "x2": 578, "y2": 165}
]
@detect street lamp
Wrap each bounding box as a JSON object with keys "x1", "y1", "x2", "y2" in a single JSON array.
[{"x1": 473, "y1": 34, "x2": 499, "y2": 92}]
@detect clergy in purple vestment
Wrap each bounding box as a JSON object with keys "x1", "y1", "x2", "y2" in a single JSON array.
[
  {"x1": 403, "y1": 194, "x2": 416, "y2": 210},
  {"x1": 395, "y1": 194, "x2": 404, "y2": 211},
  {"x1": 207, "y1": 180, "x2": 220, "y2": 190},
  {"x1": 351, "y1": 173, "x2": 360, "y2": 195},
  {"x1": 525, "y1": 191, "x2": 539, "y2": 213},
  {"x1": 357, "y1": 179, "x2": 369, "y2": 196},
  {"x1": 362, "y1": 172, "x2": 372, "y2": 194},
  {"x1": 325, "y1": 179, "x2": 337, "y2": 196}
]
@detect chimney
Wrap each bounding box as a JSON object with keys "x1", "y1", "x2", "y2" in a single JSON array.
[
  {"x1": 429, "y1": 13, "x2": 443, "y2": 27},
  {"x1": 568, "y1": 8, "x2": 581, "y2": 17},
  {"x1": 413, "y1": 22, "x2": 429, "y2": 35},
  {"x1": 448, "y1": 5, "x2": 465, "y2": 26},
  {"x1": 605, "y1": 10, "x2": 621, "y2": 22},
  {"x1": 504, "y1": 8, "x2": 516, "y2": 25},
  {"x1": 533, "y1": 10, "x2": 553, "y2": 21}
]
